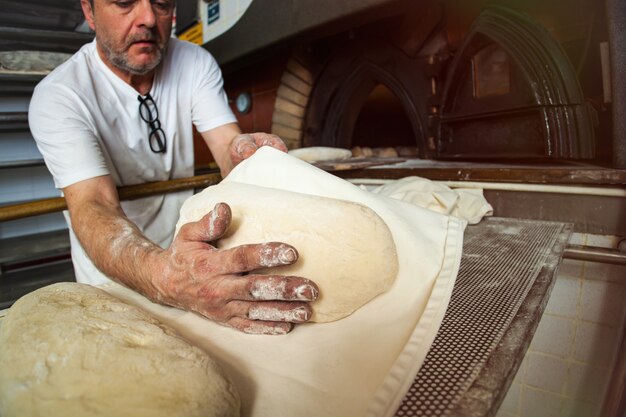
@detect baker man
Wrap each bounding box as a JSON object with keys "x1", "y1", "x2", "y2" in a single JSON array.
[{"x1": 28, "y1": 0, "x2": 318, "y2": 335}]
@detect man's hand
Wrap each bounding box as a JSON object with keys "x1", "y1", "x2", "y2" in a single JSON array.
[
  {"x1": 229, "y1": 132, "x2": 288, "y2": 167},
  {"x1": 202, "y1": 124, "x2": 289, "y2": 176},
  {"x1": 153, "y1": 202, "x2": 319, "y2": 335}
]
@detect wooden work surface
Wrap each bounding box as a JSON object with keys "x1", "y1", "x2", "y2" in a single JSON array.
[{"x1": 316, "y1": 157, "x2": 626, "y2": 185}]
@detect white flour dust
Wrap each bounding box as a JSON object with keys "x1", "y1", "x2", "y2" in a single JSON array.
[
  {"x1": 207, "y1": 204, "x2": 220, "y2": 238},
  {"x1": 248, "y1": 306, "x2": 308, "y2": 322},
  {"x1": 109, "y1": 220, "x2": 154, "y2": 259},
  {"x1": 251, "y1": 278, "x2": 287, "y2": 300},
  {"x1": 258, "y1": 244, "x2": 296, "y2": 267}
]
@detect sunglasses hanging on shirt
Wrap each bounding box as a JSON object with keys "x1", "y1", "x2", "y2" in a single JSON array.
[{"x1": 137, "y1": 93, "x2": 167, "y2": 153}]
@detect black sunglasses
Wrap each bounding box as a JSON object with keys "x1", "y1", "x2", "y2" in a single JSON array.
[{"x1": 137, "y1": 93, "x2": 167, "y2": 153}]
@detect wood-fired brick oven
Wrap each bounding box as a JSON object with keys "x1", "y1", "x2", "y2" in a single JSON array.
[{"x1": 203, "y1": 0, "x2": 624, "y2": 168}]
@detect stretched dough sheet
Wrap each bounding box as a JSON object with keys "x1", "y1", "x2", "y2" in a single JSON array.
[{"x1": 101, "y1": 147, "x2": 466, "y2": 417}]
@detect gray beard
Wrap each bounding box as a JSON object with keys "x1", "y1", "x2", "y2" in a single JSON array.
[{"x1": 99, "y1": 37, "x2": 165, "y2": 76}]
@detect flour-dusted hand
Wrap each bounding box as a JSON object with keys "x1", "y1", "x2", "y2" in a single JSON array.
[
  {"x1": 153, "y1": 203, "x2": 319, "y2": 335},
  {"x1": 229, "y1": 132, "x2": 288, "y2": 166}
]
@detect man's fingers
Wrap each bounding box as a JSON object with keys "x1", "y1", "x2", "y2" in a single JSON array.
[
  {"x1": 231, "y1": 133, "x2": 288, "y2": 164},
  {"x1": 210, "y1": 274, "x2": 319, "y2": 302},
  {"x1": 251, "y1": 132, "x2": 288, "y2": 152},
  {"x1": 228, "y1": 317, "x2": 293, "y2": 335},
  {"x1": 217, "y1": 242, "x2": 300, "y2": 274},
  {"x1": 178, "y1": 203, "x2": 231, "y2": 242},
  {"x1": 233, "y1": 135, "x2": 258, "y2": 160},
  {"x1": 226, "y1": 300, "x2": 312, "y2": 323},
  {"x1": 248, "y1": 302, "x2": 311, "y2": 322},
  {"x1": 228, "y1": 274, "x2": 319, "y2": 301}
]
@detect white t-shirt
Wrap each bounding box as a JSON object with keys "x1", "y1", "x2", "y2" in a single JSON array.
[{"x1": 29, "y1": 38, "x2": 237, "y2": 285}]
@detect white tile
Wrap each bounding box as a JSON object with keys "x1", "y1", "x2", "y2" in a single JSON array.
[
  {"x1": 520, "y1": 386, "x2": 563, "y2": 417},
  {"x1": 500, "y1": 382, "x2": 521, "y2": 414},
  {"x1": 545, "y1": 276, "x2": 580, "y2": 318},
  {"x1": 584, "y1": 261, "x2": 626, "y2": 284},
  {"x1": 573, "y1": 322, "x2": 618, "y2": 367},
  {"x1": 558, "y1": 259, "x2": 584, "y2": 279},
  {"x1": 529, "y1": 315, "x2": 575, "y2": 358},
  {"x1": 525, "y1": 354, "x2": 568, "y2": 394},
  {"x1": 585, "y1": 234, "x2": 620, "y2": 249},
  {"x1": 495, "y1": 410, "x2": 518, "y2": 417},
  {"x1": 568, "y1": 233, "x2": 586, "y2": 246},
  {"x1": 561, "y1": 398, "x2": 601, "y2": 417},
  {"x1": 565, "y1": 362, "x2": 611, "y2": 404},
  {"x1": 524, "y1": 353, "x2": 568, "y2": 393},
  {"x1": 580, "y1": 279, "x2": 626, "y2": 325}
]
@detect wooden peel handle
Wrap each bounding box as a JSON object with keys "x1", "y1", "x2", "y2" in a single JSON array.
[{"x1": 0, "y1": 173, "x2": 222, "y2": 223}]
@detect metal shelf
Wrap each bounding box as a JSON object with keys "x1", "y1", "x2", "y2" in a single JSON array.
[
  {"x1": 0, "y1": 112, "x2": 29, "y2": 132},
  {"x1": 0, "y1": 158, "x2": 45, "y2": 169},
  {"x1": 0, "y1": 72, "x2": 45, "y2": 96},
  {"x1": 0, "y1": 0, "x2": 85, "y2": 32},
  {"x1": 0, "y1": 26, "x2": 93, "y2": 53}
]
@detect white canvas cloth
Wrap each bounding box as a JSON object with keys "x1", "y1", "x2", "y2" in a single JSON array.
[
  {"x1": 367, "y1": 176, "x2": 493, "y2": 224},
  {"x1": 101, "y1": 147, "x2": 466, "y2": 417}
]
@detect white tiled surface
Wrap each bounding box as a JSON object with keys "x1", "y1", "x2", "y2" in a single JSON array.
[
  {"x1": 584, "y1": 261, "x2": 626, "y2": 283},
  {"x1": 580, "y1": 279, "x2": 625, "y2": 324},
  {"x1": 525, "y1": 353, "x2": 569, "y2": 393},
  {"x1": 566, "y1": 362, "x2": 610, "y2": 404},
  {"x1": 573, "y1": 321, "x2": 617, "y2": 367},
  {"x1": 521, "y1": 386, "x2": 563, "y2": 417},
  {"x1": 529, "y1": 315, "x2": 575, "y2": 357},
  {"x1": 500, "y1": 382, "x2": 522, "y2": 414},
  {"x1": 496, "y1": 233, "x2": 626, "y2": 417},
  {"x1": 544, "y1": 276, "x2": 579, "y2": 318}
]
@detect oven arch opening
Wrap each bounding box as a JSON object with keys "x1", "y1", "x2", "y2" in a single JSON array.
[
  {"x1": 303, "y1": 37, "x2": 431, "y2": 157},
  {"x1": 351, "y1": 83, "x2": 416, "y2": 150}
]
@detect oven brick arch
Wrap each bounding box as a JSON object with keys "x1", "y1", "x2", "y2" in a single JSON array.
[{"x1": 270, "y1": 57, "x2": 313, "y2": 149}]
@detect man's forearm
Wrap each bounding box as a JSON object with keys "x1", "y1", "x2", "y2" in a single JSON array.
[{"x1": 71, "y1": 201, "x2": 165, "y2": 299}]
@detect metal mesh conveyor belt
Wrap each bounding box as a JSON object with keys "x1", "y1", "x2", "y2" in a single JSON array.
[{"x1": 395, "y1": 217, "x2": 572, "y2": 417}]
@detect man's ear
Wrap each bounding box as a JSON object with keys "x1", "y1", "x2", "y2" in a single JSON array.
[{"x1": 80, "y1": 0, "x2": 96, "y2": 31}]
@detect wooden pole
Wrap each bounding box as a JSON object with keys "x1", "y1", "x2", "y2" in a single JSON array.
[{"x1": 0, "y1": 173, "x2": 222, "y2": 223}]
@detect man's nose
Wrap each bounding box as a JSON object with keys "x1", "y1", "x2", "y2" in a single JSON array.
[{"x1": 135, "y1": 0, "x2": 157, "y2": 28}]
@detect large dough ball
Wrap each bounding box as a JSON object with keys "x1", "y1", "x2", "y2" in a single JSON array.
[
  {"x1": 176, "y1": 182, "x2": 398, "y2": 322},
  {"x1": 0, "y1": 283, "x2": 240, "y2": 417}
]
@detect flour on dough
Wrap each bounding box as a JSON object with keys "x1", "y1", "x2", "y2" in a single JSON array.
[
  {"x1": 0, "y1": 283, "x2": 240, "y2": 417},
  {"x1": 176, "y1": 182, "x2": 399, "y2": 322}
]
